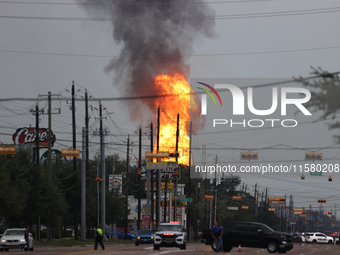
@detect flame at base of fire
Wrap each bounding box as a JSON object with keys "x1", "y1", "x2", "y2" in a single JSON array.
[{"x1": 152, "y1": 72, "x2": 201, "y2": 166}]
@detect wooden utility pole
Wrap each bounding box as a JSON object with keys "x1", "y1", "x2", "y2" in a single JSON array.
[
  {"x1": 125, "y1": 135, "x2": 130, "y2": 239},
  {"x1": 187, "y1": 121, "x2": 192, "y2": 240},
  {"x1": 72, "y1": 82, "x2": 79, "y2": 240},
  {"x1": 138, "y1": 127, "x2": 142, "y2": 230}
]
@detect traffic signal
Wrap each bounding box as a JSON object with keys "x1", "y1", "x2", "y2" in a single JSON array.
[
  {"x1": 301, "y1": 211, "x2": 307, "y2": 216},
  {"x1": 305, "y1": 152, "x2": 322, "y2": 161},
  {"x1": 61, "y1": 148, "x2": 80, "y2": 159},
  {"x1": 204, "y1": 195, "x2": 214, "y2": 200},
  {"x1": 240, "y1": 152, "x2": 258, "y2": 160},
  {"x1": 95, "y1": 177, "x2": 103, "y2": 182},
  {"x1": 232, "y1": 196, "x2": 242, "y2": 201},
  {"x1": 145, "y1": 151, "x2": 170, "y2": 159},
  {"x1": 0, "y1": 145, "x2": 16, "y2": 156},
  {"x1": 169, "y1": 152, "x2": 180, "y2": 158},
  {"x1": 326, "y1": 211, "x2": 333, "y2": 215},
  {"x1": 318, "y1": 199, "x2": 326, "y2": 203}
]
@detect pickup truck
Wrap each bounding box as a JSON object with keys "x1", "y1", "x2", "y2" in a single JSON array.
[{"x1": 203, "y1": 222, "x2": 294, "y2": 253}]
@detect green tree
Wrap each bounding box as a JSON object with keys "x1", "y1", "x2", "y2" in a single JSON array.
[{"x1": 295, "y1": 67, "x2": 340, "y2": 141}]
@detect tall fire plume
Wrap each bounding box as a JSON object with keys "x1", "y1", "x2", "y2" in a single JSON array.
[{"x1": 78, "y1": 0, "x2": 215, "y2": 165}]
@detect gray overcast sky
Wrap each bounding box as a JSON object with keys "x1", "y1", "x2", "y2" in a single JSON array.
[{"x1": 1, "y1": 0, "x2": 340, "y2": 213}]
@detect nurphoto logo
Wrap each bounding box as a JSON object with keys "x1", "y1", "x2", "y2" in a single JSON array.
[{"x1": 197, "y1": 83, "x2": 312, "y2": 128}]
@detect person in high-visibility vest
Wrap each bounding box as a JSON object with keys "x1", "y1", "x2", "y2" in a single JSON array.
[{"x1": 94, "y1": 225, "x2": 105, "y2": 250}]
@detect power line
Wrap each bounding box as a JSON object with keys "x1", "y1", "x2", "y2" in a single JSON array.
[
  {"x1": 2, "y1": 45, "x2": 340, "y2": 58},
  {"x1": 1, "y1": 70, "x2": 339, "y2": 102},
  {"x1": 1, "y1": 6, "x2": 340, "y2": 21},
  {"x1": 0, "y1": 0, "x2": 283, "y2": 5}
]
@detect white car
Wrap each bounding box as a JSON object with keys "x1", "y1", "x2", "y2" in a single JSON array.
[
  {"x1": 153, "y1": 222, "x2": 186, "y2": 250},
  {"x1": 0, "y1": 228, "x2": 34, "y2": 251},
  {"x1": 305, "y1": 232, "x2": 334, "y2": 244}
]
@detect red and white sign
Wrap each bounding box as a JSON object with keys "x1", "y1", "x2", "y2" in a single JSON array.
[
  {"x1": 12, "y1": 127, "x2": 56, "y2": 148},
  {"x1": 142, "y1": 215, "x2": 151, "y2": 229}
]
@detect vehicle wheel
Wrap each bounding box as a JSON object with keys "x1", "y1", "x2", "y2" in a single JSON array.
[
  {"x1": 135, "y1": 242, "x2": 139, "y2": 246},
  {"x1": 4, "y1": 249, "x2": 8, "y2": 252},
  {"x1": 224, "y1": 245, "x2": 233, "y2": 252},
  {"x1": 180, "y1": 243, "x2": 186, "y2": 250},
  {"x1": 267, "y1": 241, "x2": 278, "y2": 253},
  {"x1": 211, "y1": 242, "x2": 218, "y2": 252},
  {"x1": 312, "y1": 239, "x2": 317, "y2": 244},
  {"x1": 154, "y1": 245, "x2": 159, "y2": 251},
  {"x1": 30, "y1": 247, "x2": 34, "y2": 251},
  {"x1": 328, "y1": 240, "x2": 332, "y2": 244},
  {"x1": 0, "y1": 249, "x2": 3, "y2": 252}
]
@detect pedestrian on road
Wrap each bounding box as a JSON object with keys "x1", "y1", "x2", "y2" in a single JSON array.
[
  {"x1": 211, "y1": 222, "x2": 223, "y2": 252},
  {"x1": 94, "y1": 225, "x2": 105, "y2": 251},
  {"x1": 24, "y1": 226, "x2": 30, "y2": 252}
]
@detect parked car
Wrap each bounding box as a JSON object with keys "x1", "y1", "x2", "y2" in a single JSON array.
[
  {"x1": 0, "y1": 228, "x2": 34, "y2": 252},
  {"x1": 135, "y1": 229, "x2": 154, "y2": 246},
  {"x1": 106, "y1": 228, "x2": 135, "y2": 240},
  {"x1": 305, "y1": 232, "x2": 334, "y2": 244}
]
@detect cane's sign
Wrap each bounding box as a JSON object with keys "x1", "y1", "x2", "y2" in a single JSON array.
[{"x1": 12, "y1": 127, "x2": 56, "y2": 148}]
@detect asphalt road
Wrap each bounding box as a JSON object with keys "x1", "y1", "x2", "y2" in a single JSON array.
[{"x1": 1, "y1": 242, "x2": 340, "y2": 254}]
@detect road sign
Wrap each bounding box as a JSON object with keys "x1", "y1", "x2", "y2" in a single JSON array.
[
  {"x1": 174, "y1": 195, "x2": 186, "y2": 200},
  {"x1": 145, "y1": 163, "x2": 179, "y2": 180},
  {"x1": 227, "y1": 206, "x2": 239, "y2": 211},
  {"x1": 180, "y1": 198, "x2": 192, "y2": 202},
  {"x1": 310, "y1": 171, "x2": 322, "y2": 176}
]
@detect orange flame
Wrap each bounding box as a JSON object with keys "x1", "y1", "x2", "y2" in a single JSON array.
[{"x1": 152, "y1": 72, "x2": 202, "y2": 165}]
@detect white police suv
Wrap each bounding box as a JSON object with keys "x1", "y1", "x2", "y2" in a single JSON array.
[
  {"x1": 153, "y1": 222, "x2": 186, "y2": 250},
  {"x1": 305, "y1": 232, "x2": 334, "y2": 244}
]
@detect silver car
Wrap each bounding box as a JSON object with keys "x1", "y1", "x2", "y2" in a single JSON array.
[{"x1": 0, "y1": 228, "x2": 34, "y2": 251}]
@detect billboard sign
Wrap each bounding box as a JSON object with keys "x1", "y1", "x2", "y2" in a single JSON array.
[{"x1": 13, "y1": 127, "x2": 56, "y2": 148}]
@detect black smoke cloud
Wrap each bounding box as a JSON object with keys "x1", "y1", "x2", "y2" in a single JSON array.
[{"x1": 78, "y1": 0, "x2": 215, "y2": 123}]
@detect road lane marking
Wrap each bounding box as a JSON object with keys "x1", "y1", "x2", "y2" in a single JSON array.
[
  {"x1": 60, "y1": 249, "x2": 122, "y2": 255},
  {"x1": 144, "y1": 246, "x2": 154, "y2": 250},
  {"x1": 309, "y1": 248, "x2": 318, "y2": 254}
]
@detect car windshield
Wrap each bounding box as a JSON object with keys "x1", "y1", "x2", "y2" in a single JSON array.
[
  {"x1": 260, "y1": 224, "x2": 274, "y2": 232},
  {"x1": 4, "y1": 230, "x2": 25, "y2": 236},
  {"x1": 138, "y1": 230, "x2": 153, "y2": 235},
  {"x1": 157, "y1": 225, "x2": 182, "y2": 232}
]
